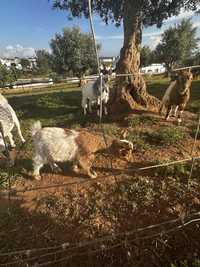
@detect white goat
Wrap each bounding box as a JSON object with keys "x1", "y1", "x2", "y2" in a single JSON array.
[
  {"x1": 81, "y1": 77, "x2": 109, "y2": 116},
  {"x1": 0, "y1": 94, "x2": 25, "y2": 152},
  {"x1": 31, "y1": 121, "x2": 133, "y2": 180},
  {"x1": 31, "y1": 121, "x2": 102, "y2": 180}
]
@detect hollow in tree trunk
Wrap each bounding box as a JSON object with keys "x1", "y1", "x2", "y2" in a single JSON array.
[{"x1": 110, "y1": 1, "x2": 160, "y2": 113}]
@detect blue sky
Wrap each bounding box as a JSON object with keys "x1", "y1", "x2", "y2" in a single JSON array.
[{"x1": 0, "y1": 0, "x2": 199, "y2": 58}]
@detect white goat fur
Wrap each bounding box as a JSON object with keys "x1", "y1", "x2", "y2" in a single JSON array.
[
  {"x1": 32, "y1": 121, "x2": 99, "y2": 180},
  {"x1": 81, "y1": 79, "x2": 109, "y2": 115},
  {"x1": 0, "y1": 93, "x2": 25, "y2": 151}
]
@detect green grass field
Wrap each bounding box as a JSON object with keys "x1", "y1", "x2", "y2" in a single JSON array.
[{"x1": 7, "y1": 78, "x2": 200, "y2": 130}]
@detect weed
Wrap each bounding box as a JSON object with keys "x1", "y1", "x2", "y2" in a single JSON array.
[
  {"x1": 127, "y1": 115, "x2": 159, "y2": 128},
  {"x1": 149, "y1": 127, "x2": 186, "y2": 145},
  {"x1": 101, "y1": 124, "x2": 120, "y2": 137},
  {"x1": 154, "y1": 162, "x2": 190, "y2": 180},
  {"x1": 127, "y1": 116, "x2": 140, "y2": 127},
  {"x1": 189, "y1": 100, "x2": 200, "y2": 113},
  {"x1": 171, "y1": 259, "x2": 200, "y2": 267},
  {"x1": 126, "y1": 131, "x2": 150, "y2": 151}
]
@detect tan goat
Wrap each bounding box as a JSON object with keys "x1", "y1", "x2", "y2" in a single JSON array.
[{"x1": 159, "y1": 69, "x2": 193, "y2": 123}]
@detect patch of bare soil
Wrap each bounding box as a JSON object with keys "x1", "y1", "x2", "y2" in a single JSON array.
[{"x1": 1, "y1": 111, "x2": 200, "y2": 266}]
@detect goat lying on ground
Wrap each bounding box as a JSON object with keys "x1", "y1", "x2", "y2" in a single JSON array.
[
  {"x1": 159, "y1": 70, "x2": 193, "y2": 123},
  {"x1": 0, "y1": 94, "x2": 25, "y2": 152},
  {"x1": 31, "y1": 121, "x2": 133, "y2": 180},
  {"x1": 81, "y1": 76, "x2": 110, "y2": 116}
]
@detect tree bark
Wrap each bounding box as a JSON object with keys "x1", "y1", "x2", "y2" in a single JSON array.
[{"x1": 110, "y1": 0, "x2": 160, "y2": 113}]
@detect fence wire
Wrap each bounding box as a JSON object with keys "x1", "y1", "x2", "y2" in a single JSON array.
[{"x1": 1, "y1": 211, "x2": 200, "y2": 266}]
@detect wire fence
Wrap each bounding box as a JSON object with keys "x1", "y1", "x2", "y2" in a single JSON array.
[{"x1": 1, "y1": 211, "x2": 200, "y2": 266}]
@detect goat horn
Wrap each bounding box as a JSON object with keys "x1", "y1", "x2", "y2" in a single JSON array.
[{"x1": 119, "y1": 139, "x2": 134, "y2": 150}]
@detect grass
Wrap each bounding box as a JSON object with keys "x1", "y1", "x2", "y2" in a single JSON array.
[
  {"x1": 148, "y1": 127, "x2": 187, "y2": 146},
  {"x1": 1, "y1": 82, "x2": 79, "y2": 96},
  {"x1": 126, "y1": 131, "x2": 150, "y2": 151},
  {"x1": 126, "y1": 114, "x2": 159, "y2": 128}
]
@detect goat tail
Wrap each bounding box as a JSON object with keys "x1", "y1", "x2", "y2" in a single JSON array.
[{"x1": 31, "y1": 121, "x2": 42, "y2": 136}]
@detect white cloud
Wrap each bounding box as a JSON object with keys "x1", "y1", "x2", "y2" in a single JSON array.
[
  {"x1": 6, "y1": 45, "x2": 14, "y2": 50},
  {"x1": 194, "y1": 21, "x2": 200, "y2": 28},
  {"x1": 96, "y1": 35, "x2": 123, "y2": 40},
  {"x1": 143, "y1": 31, "x2": 163, "y2": 37},
  {"x1": 164, "y1": 9, "x2": 195, "y2": 24},
  {"x1": 0, "y1": 44, "x2": 36, "y2": 58},
  {"x1": 149, "y1": 36, "x2": 162, "y2": 48},
  {"x1": 97, "y1": 30, "x2": 164, "y2": 41}
]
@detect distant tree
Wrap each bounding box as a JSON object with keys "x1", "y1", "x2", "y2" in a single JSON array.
[
  {"x1": 50, "y1": 27, "x2": 100, "y2": 76},
  {"x1": 36, "y1": 49, "x2": 52, "y2": 75},
  {"x1": 0, "y1": 63, "x2": 15, "y2": 87},
  {"x1": 184, "y1": 50, "x2": 200, "y2": 66},
  {"x1": 51, "y1": 0, "x2": 200, "y2": 112},
  {"x1": 155, "y1": 19, "x2": 199, "y2": 72},
  {"x1": 20, "y1": 58, "x2": 30, "y2": 70},
  {"x1": 140, "y1": 46, "x2": 155, "y2": 67}
]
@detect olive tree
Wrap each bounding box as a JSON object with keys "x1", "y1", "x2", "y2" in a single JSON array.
[
  {"x1": 51, "y1": 0, "x2": 200, "y2": 112},
  {"x1": 155, "y1": 19, "x2": 199, "y2": 72},
  {"x1": 50, "y1": 26, "x2": 100, "y2": 76}
]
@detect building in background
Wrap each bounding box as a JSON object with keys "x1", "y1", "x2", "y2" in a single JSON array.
[
  {"x1": 100, "y1": 56, "x2": 119, "y2": 73},
  {"x1": 0, "y1": 57, "x2": 37, "y2": 70},
  {"x1": 141, "y1": 63, "x2": 166, "y2": 74}
]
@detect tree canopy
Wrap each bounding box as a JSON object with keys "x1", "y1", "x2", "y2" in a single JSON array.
[
  {"x1": 50, "y1": 26, "x2": 100, "y2": 76},
  {"x1": 52, "y1": 0, "x2": 200, "y2": 28},
  {"x1": 0, "y1": 63, "x2": 15, "y2": 88},
  {"x1": 155, "y1": 19, "x2": 199, "y2": 70},
  {"x1": 140, "y1": 46, "x2": 155, "y2": 67},
  {"x1": 36, "y1": 49, "x2": 52, "y2": 74}
]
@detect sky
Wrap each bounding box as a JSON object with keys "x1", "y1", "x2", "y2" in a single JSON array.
[{"x1": 0, "y1": 0, "x2": 200, "y2": 58}]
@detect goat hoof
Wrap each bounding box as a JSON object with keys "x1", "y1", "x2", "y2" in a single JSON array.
[
  {"x1": 10, "y1": 144, "x2": 16, "y2": 148},
  {"x1": 72, "y1": 165, "x2": 79, "y2": 173},
  {"x1": 54, "y1": 166, "x2": 62, "y2": 174}
]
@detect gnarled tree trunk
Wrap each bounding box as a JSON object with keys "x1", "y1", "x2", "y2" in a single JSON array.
[{"x1": 110, "y1": 1, "x2": 160, "y2": 113}]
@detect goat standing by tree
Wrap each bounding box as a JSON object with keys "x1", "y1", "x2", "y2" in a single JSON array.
[{"x1": 159, "y1": 69, "x2": 193, "y2": 124}]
